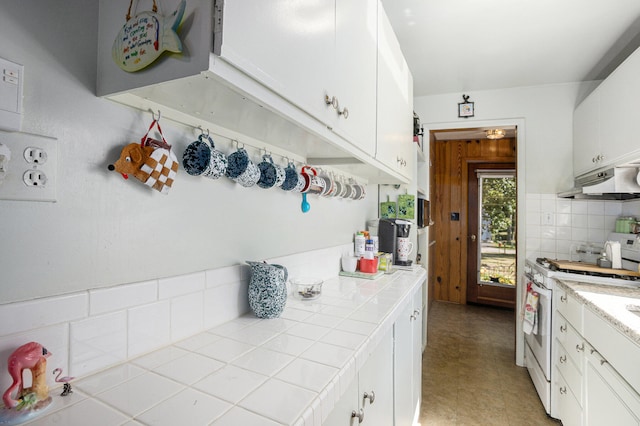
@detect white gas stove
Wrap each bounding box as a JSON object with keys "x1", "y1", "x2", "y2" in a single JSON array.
[{"x1": 523, "y1": 232, "x2": 640, "y2": 417}]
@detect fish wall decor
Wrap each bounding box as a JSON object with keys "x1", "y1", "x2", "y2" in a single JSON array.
[{"x1": 112, "y1": 0, "x2": 186, "y2": 72}]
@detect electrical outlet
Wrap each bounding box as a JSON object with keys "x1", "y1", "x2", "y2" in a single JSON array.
[
  {"x1": 23, "y1": 146, "x2": 48, "y2": 164},
  {"x1": 0, "y1": 131, "x2": 57, "y2": 202},
  {"x1": 23, "y1": 169, "x2": 48, "y2": 187}
]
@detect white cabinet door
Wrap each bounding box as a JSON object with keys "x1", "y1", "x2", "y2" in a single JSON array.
[
  {"x1": 553, "y1": 367, "x2": 583, "y2": 426},
  {"x1": 322, "y1": 374, "x2": 360, "y2": 426},
  {"x1": 220, "y1": 0, "x2": 379, "y2": 156},
  {"x1": 573, "y1": 91, "x2": 601, "y2": 177},
  {"x1": 585, "y1": 346, "x2": 640, "y2": 425},
  {"x1": 332, "y1": 0, "x2": 378, "y2": 155},
  {"x1": 598, "y1": 47, "x2": 640, "y2": 167},
  {"x1": 359, "y1": 327, "x2": 394, "y2": 426},
  {"x1": 411, "y1": 288, "x2": 423, "y2": 418},
  {"x1": 323, "y1": 328, "x2": 394, "y2": 426},
  {"x1": 219, "y1": 0, "x2": 336, "y2": 125},
  {"x1": 376, "y1": 7, "x2": 414, "y2": 180},
  {"x1": 394, "y1": 287, "x2": 423, "y2": 426}
]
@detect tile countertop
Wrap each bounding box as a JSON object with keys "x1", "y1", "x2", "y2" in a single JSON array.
[
  {"x1": 556, "y1": 279, "x2": 640, "y2": 345},
  {"x1": 25, "y1": 267, "x2": 426, "y2": 426}
]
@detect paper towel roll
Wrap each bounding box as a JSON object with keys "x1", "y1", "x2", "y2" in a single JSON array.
[{"x1": 605, "y1": 241, "x2": 622, "y2": 269}]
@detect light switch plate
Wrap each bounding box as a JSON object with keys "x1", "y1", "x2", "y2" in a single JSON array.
[
  {"x1": 0, "y1": 131, "x2": 57, "y2": 202},
  {"x1": 0, "y1": 57, "x2": 23, "y2": 132}
]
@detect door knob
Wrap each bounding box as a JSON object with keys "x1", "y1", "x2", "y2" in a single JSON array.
[
  {"x1": 351, "y1": 409, "x2": 364, "y2": 423},
  {"x1": 469, "y1": 234, "x2": 477, "y2": 242}
]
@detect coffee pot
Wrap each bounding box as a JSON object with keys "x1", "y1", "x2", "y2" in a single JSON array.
[{"x1": 379, "y1": 219, "x2": 413, "y2": 266}]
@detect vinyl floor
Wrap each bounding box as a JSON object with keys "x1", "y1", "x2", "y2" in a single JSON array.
[{"x1": 418, "y1": 301, "x2": 561, "y2": 425}]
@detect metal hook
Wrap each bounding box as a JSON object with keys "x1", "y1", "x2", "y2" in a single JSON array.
[{"x1": 149, "y1": 109, "x2": 162, "y2": 122}]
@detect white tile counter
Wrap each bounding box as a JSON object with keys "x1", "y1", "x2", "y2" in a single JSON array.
[
  {"x1": 24, "y1": 268, "x2": 426, "y2": 426},
  {"x1": 557, "y1": 279, "x2": 640, "y2": 345}
]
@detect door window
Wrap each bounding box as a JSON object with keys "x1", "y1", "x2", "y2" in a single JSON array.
[{"x1": 477, "y1": 172, "x2": 516, "y2": 286}]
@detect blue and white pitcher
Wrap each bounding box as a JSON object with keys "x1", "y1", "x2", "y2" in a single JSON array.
[{"x1": 246, "y1": 261, "x2": 288, "y2": 319}]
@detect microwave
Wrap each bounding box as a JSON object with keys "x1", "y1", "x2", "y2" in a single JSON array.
[{"x1": 417, "y1": 198, "x2": 431, "y2": 228}]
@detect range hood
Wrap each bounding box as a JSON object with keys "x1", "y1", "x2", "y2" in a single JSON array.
[{"x1": 558, "y1": 167, "x2": 640, "y2": 199}]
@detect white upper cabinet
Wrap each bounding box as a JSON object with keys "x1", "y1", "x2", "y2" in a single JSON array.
[
  {"x1": 97, "y1": 0, "x2": 412, "y2": 183},
  {"x1": 573, "y1": 46, "x2": 640, "y2": 177},
  {"x1": 218, "y1": 0, "x2": 377, "y2": 155},
  {"x1": 598, "y1": 48, "x2": 640, "y2": 166},
  {"x1": 217, "y1": 0, "x2": 335, "y2": 125},
  {"x1": 376, "y1": 7, "x2": 414, "y2": 180},
  {"x1": 573, "y1": 91, "x2": 601, "y2": 177},
  {"x1": 332, "y1": 0, "x2": 378, "y2": 156}
]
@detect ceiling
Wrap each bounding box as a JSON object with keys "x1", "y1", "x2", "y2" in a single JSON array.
[{"x1": 381, "y1": 0, "x2": 640, "y2": 97}]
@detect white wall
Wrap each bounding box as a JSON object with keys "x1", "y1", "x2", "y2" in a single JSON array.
[
  {"x1": 414, "y1": 82, "x2": 599, "y2": 194},
  {"x1": 0, "y1": 0, "x2": 376, "y2": 303}
]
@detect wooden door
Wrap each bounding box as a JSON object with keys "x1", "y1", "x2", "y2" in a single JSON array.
[
  {"x1": 432, "y1": 137, "x2": 516, "y2": 304},
  {"x1": 466, "y1": 163, "x2": 517, "y2": 308}
]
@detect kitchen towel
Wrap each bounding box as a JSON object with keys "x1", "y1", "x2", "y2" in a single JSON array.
[{"x1": 523, "y1": 283, "x2": 539, "y2": 335}]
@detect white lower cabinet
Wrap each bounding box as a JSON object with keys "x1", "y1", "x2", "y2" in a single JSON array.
[
  {"x1": 394, "y1": 287, "x2": 423, "y2": 425},
  {"x1": 324, "y1": 282, "x2": 424, "y2": 425},
  {"x1": 323, "y1": 327, "x2": 393, "y2": 425},
  {"x1": 552, "y1": 284, "x2": 640, "y2": 426},
  {"x1": 553, "y1": 366, "x2": 583, "y2": 426},
  {"x1": 585, "y1": 344, "x2": 640, "y2": 425}
]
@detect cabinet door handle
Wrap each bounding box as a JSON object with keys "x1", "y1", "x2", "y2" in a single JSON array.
[
  {"x1": 325, "y1": 94, "x2": 338, "y2": 109},
  {"x1": 576, "y1": 343, "x2": 584, "y2": 352},
  {"x1": 560, "y1": 386, "x2": 567, "y2": 394},
  {"x1": 413, "y1": 310, "x2": 420, "y2": 316},
  {"x1": 363, "y1": 390, "x2": 375, "y2": 405},
  {"x1": 560, "y1": 295, "x2": 567, "y2": 302},
  {"x1": 560, "y1": 325, "x2": 566, "y2": 333},
  {"x1": 559, "y1": 355, "x2": 566, "y2": 363},
  {"x1": 338, "y1": 106, "x2": 349, "y2": 119},
  {"x1": 351, "y1": 409, "x2": 364, "y2": 423}
]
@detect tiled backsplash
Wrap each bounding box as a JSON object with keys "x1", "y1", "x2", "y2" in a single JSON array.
[
  {"x1": 0, "y1": 244, "x2": 351, "y2": 391},
  {"x1": 526, "y1": 193, "x2": 640, "y2": 261}
]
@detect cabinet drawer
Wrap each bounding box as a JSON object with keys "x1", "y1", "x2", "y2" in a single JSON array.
[
  {"x1": 553, "y1": 366, "x2": 583, "y2": 426},
  {"x1": 585, "y1": 344, "x2": 640, "y2": 423},
  {"x1": 555, "y1": 340, "x2": 582, "y2": 404},
  {"x1": 555, "y1": 313, "x2": 585, "y2": 370},
  {"x1": 584, "y1": 307, "x2": 640, "y2": 396},
  {"x1": 554, "y1": 286, "x2": 583, "y2": 333}
]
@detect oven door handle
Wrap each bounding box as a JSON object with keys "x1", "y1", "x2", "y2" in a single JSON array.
[{"x1": 528, "y1": 280, "x2": 551, "y2": 298}]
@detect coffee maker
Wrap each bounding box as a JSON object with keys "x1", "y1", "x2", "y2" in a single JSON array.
[{"x1": 378, "y1": 219, "x2": 413, "y2": 266}]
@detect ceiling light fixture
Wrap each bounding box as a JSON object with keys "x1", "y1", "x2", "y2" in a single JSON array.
[{"x1": 486, "y1": 129, "x2": 506, "y2": 139}]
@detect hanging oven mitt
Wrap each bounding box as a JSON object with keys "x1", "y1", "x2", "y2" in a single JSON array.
[
  {"x1": 108, "y1": 118, "x2": 179, "y2": 194},
  {"x1": 523, "y1": 284, "x2": 539, "y2": 335}
]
